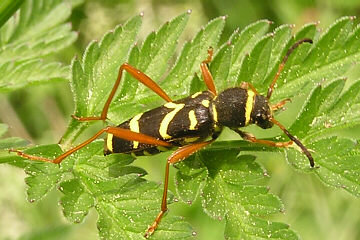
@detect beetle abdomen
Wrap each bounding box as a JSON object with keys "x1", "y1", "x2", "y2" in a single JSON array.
[{"x1": 105, "y1": 91, "x2": 216, "y2": 155}]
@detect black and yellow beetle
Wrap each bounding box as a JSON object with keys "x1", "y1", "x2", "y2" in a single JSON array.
[{"x1": 11, "y1": 38, "x2": 314, "y2": 238}]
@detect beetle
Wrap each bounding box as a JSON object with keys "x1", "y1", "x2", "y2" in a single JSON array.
[{"x1": 10, "y1": 38, "x2": 314, "y2": 238}]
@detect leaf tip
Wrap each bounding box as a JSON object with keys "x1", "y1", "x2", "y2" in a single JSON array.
[
  {"x1": 187, "y1": 9, "x2": 192, "y2": 15},
  {"x1": 221, "y1": 15, "x2": 227, "y2": 20},
  {"x1": 139, "y1": 11, "x2": 144, "y2": 17}
]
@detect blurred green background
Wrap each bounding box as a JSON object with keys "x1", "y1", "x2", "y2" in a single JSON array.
[{"x1": 1, "y1": 0, "x2": 360, "y2": 239}]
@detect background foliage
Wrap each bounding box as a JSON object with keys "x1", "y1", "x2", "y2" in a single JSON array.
[{"x1": 0, "y1": 0, "x2": 360, "y2": 239}]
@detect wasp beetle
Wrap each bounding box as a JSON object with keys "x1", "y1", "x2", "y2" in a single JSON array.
[{"x1": 11, "y1": 38, "x2": 314, "y2": 238}]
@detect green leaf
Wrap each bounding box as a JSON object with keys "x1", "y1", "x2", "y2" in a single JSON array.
[
  {"x1": 294, "y1": 23, "x2": 318, "y2": 41},
  {"x1": 288, "y1": 86, "x2": 321, "y2": 139},
  {"x1": 209, "y1": 44, "x2": 232, "y2": 92},
  {"x1": 61, "y1": 15, "x2": 142, "y2": 145},
  {"x1": 5, "y1": 15, "x2": 360, "y2": 240},
  {"x1": 0, "y1": 0, "x2": 77, "y2": 92},
  {"x1": 138, "y1": 13, "x2": 190, "y2": 85},
  {"x1": 218, "y1": 17, "x2": 360, "y2": 200},
  {"x1": 310, "y1": 80, "x2": 360, "y2": 136},
  {"x1": 0, "y1": 60, "x2": 70, "y2": 91},
  {"x1": 227, "y1": 20, "x2": 271, "y2": 85},
  {"x1": 110, "y1": 12, "x2": 191, "y2": 122},
  {"x1": 23, "y1": 145, "x2": 64, "y2": 202},
  {"x1": 57, "y1": 142, "x2": 195, "y2": 239},
  {"x1": 237, "y1": 35, "x2": 273, "y2": 91},
  {"x1": 71, "y1": 15, "x2": 142, "y2": 118},
  {"x1": 273, "y1": 17, "x2": 360, "y2": 102},
  {"x1": 176, "y1": 150, "x2": 298, "y2": 239},
  {"x1": 95, "y1": 178, "x2": 194, "y2": 240},
  {"x1": 237, "y1": 24, "x2": 293, "y2": 94},
  {"x1": 262, "y1": 25, "x2": 293, "y2": 89},
  {"x1": 281, "y1": 77, "x2": 360, "y2": 197},
  {"x1": 0, "y1": 0, "x2": 24, "y2": 28},
  {"x1": 60, "y1": 178, "x2": 95, "y2": 223},
  {"x1": 0, "y1": 123, "x2": 28, "y2": 165},
  {"x1": 0, "y1": 136, "x2": 28, "y2": 150},
  {"x1": 286, "y1": 78, "x2": 360, "y2": 140},
  {"x1": 286, "y1": 137, "x2": 360, "y2": 197},
  {"x1": 161, "y1": 16, "x2": 225, "y2": 97},
  {"x1": 175, "y1": 154, "x2": 207, "y2": 204},
  {"x1": 11, "y1": 139, "x2": 195, "y2": 238}
]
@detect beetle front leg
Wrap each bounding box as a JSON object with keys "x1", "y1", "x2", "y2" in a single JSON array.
[
  {"x1": 235, "y1": 129, "x2": 293, "y2": 148},
  {"x1": 271, "y1": 98, "x2": 291, "y2": 111}
]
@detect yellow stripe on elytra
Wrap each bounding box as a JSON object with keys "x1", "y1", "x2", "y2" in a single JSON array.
[
  {"x1": 129, "y1": 112, "x2": 143, "y2": 149},
  {"x1": 212, "y1": 104, "x2": 218, "y2": 123},
  {"x1": 191, "y1": 92, "x2": 202, "y2": 98},
  {"x1": 160, "y1": 102, "x2": 185, "y2": 139},
  {"x1": 106, "y1": 133, "x2": 113, "y2": 152},
  {"x1": 188, "y1": 110, "x2": 197, "y2": 130},
  {"x1": 201, "y1": 99, "x2": 210, "y2": 108},
  {"x1": 245, "y1": 90, "x2": 255, "y2": 125}
]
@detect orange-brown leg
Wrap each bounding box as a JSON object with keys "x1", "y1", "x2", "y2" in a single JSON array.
[
  {"x1": 10, "y1": 127, "x2": 171, "y2": 164},
  {"x1": 270, "y1": 118, "x2": 314, "y2": 167},
  {"x1": 235, "y1": 130, "x2": 293, "y2": 148},
  {"x1": 144, "y1": 140, "x2": 214, "y2": 238},
  {"x1": 240, "y1": 82, "x2": 259, "y2": 95},
  {"x1": 200, "y1": 47, "x2": 217, "y2": 95},
  {"x1": 72, "y1": 63, "x2": 173, "y2": 121},
  {"x1": 266, "y1": 38, "x2": 313, "y2": 100},
  {"x1": 271, "y1": 98, "x2": 291, "y2": 111}
]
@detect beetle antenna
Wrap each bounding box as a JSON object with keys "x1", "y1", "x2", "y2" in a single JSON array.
[
  {"x1": 270, "y1": 118, "x2": 314, "y2": 167},
  {"x1": 267, "y1": 38, "x2": 313, "y2": 100}
]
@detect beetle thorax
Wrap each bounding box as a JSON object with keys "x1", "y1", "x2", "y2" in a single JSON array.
[{"x1": 210, "y1": 87, "x2": 273, "y2": 129}]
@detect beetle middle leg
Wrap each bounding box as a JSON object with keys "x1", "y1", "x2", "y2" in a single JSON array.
[{"x1": 72, "y1": 63, "x2": 173, "y2": 121}]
